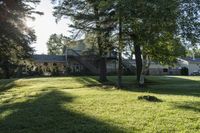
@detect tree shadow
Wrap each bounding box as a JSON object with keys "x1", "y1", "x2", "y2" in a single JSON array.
[
  {"x1": 115, "y1": 76, "x2": 200, "y2": 97},
  {"x1": 75, "y1": 77, "x2": 100, "y2": 86},
  {"x1": 0, "y1": 90, "x2": 126, "y2": 133},
  {"x1": 74, "y1": 77, "x2": 118, "y2": 91},
  {"x1": 140, "y1": 76, "x2": 200, "y2": 97},
  {"x1": 0, "y1": 79, "x2": 17, "y2": 93},
  {"x1": 74, "y1": 76, "x2": 200, "y2": 97},
  {"x1": 172, "y1": 101, "x2": 200, "y2": 113}
]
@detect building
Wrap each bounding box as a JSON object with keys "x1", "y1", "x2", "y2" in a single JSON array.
[
  {"x1": 178, "y1": 58, "x2": 200, "y2": 75},
  {"x1": 32, "y1": 40, "x2": 119, "y2": 75},
  {"x1": 32, "y1": 40, "x2": 199, "y2": 76}
]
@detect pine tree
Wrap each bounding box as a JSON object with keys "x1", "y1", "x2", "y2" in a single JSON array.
[
  {"x1": 53, "y1": 0, "x2": 115, "y2": 82},
  {"x1": 0, "y1": 0, "x2": 41, "y2": 78}
]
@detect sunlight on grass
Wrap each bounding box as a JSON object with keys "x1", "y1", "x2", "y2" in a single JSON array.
[{"x1": 0, "y1": 76, "x2": 200, "y2": 132}]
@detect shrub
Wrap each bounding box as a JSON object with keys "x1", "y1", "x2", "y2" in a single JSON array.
[{"x1": 181, "y1": 67, "x2": 189, "y2": 76}]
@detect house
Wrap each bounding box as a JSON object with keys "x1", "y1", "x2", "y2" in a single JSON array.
[
  {"x1": 177, "y1": 58, "x2": 200, "y2": 75},
  {"x1": 32, "y1": 40, "x2": 119, "y2": 75},
  {"x1": 32, "y1": 51, "x2": 181, "y2": 76},
  {"x1": 32, "y1": 39, "x2": 194, "y2": 76},
  {"x1": 122, "y1": 59, "x2": 180, "y2": 75}
]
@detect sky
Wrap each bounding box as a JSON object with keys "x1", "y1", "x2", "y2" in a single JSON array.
[{"x1": 27, "y1": 1, "x2": 71, "y2": 54}]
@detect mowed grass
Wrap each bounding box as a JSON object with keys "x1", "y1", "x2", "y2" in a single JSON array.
[{"x1": 0, "y1": 76, "x2": 200, "y2": 133}]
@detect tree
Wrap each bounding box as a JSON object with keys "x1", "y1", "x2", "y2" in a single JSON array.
[
  {"x1": 47, "y1": 34, "x2": 69, "y2": 55},
  {"x1": 119, "y1": 0, "x2": 195, "y2": 87},
  {"x1": 53, "y1": 0, "x2": 115, "y2": 82},
  {"x1": 186, "y1": 49, "x2": 200, "y2": 58},
  {"x1": 0, "y1": 0, "x2": 41, "y2": 78},
  {"x1": 178, "y1": 0, "x2": 200, "y2": 48}
]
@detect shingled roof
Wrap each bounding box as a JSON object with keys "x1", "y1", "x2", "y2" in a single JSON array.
[
  {"x1": 32, "y1": 55, "x2": 66, "y2": 63},
  {"x1": 183, "y1": 58, "x2": 200, "y2": 63}
]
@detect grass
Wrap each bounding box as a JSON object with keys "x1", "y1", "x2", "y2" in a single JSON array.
[{"x1": 0, "y1": 76, "x2": 200, "y2": 133}]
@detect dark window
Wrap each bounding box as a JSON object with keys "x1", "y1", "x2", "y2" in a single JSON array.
[
  {"x1": 44, "y1": 62, "x2": 48, "y2": 66},
  {"x1": 163, "y1": 68, "x2": 168, "y2": 73}
]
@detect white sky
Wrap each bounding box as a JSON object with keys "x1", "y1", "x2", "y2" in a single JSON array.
[{"x1": 27, "y1": 1, "x2": 71, "y2": 54}]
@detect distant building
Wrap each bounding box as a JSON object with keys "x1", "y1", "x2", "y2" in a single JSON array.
[
  {"x1": 178, "y1": 58, "x2": 200, "y2": 75},
  {"x1": 32, "y1": 40, "x2": 119, "y2": 75},
  {"x1": 32, "y1": 40, "x2": 200, "y2": 76}
]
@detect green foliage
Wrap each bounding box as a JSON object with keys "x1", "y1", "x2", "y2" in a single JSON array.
[
  {"x1": 121, "y1": 0, "x2": 183, "y2": 63},
  {"x1": 186, "y1": 49, "x2": 200, "y2": 58},
  {"x1": 53, "y1": 0, "x2": 115, "y2": 55},
  {"x1": 47, "y1": 34, "x2": 70, "y2": 55},
  {"x1": 0, "y1": 0, "x2": 41, "y2": 78},
  {"x1": 178, "y1": 0, "x2": 200, "y2": 47},
  {"x1": 143, "y1": 33, "x2": 186, "y2": 65}
]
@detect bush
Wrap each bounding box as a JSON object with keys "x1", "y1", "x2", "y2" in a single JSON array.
[{"x1": 181, "y1": 67, "x2": 189, "y2": 76}]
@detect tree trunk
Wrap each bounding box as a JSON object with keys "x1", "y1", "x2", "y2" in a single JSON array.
[
  {"x1": 117, "y1": 0, "x2": 123, "y2": 87},
  {"x1": 99, "y1": 57, "x2": 107, "y2": 82},
  {"x1": 140, "y1": 55, "x2": 151, "y2": 87},
  {"x1": 2, "y1": 60, "x2": 10, "y2": 79},
  {"x1": 118, "y1": 51, "x2": 122, "y2": 87},
  {"x1": 16, "y1": 65, "x2": 22, "y2": 78},
  {"x1": 98, "y1": 39, "x2": 107, "y2": 82},
  {"x1": 134, "y1": 44, "x2": 143, "y2": 86},
  {"x1": 94, "y1": 6, "x2": 107, "y2": 82}
]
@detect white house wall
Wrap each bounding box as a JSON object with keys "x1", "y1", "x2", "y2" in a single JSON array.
[
  {"x1": 177, "y1": 58, "x2": 200, "y2": 75},
  {"x1": 188, "y1": 63, "x2": 200, "y2": 75}
]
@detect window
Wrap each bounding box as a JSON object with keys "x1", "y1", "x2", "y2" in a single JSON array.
[
  {"x1": 44, "y1": 62, "x2": 48, "y2": 66},
  {"x1": 163, "y1": 68, "x2": 168, "y2": 73},
  {"x1": 73, "y1": 64, "x2": 81, "y2": 72}
]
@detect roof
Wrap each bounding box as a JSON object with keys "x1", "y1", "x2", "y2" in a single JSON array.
[
  {"x1": 182, "y1": 58, "x2": 200, "y2": 63},
  {"x1": 32, "y1": 55, "x2": 66, "y2": 63}
]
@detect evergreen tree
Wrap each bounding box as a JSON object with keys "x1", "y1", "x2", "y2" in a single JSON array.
[
  {"x1": 53, "y1": 0, "x2": 115, "y2": 82},
  {"x1": 0, "y1": 0, "x2": 41, "y2": 78}
]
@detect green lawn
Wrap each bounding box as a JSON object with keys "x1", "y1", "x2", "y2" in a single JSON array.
[{"x1": 0, "y1": 76, "x2": 200, "y2": 133}]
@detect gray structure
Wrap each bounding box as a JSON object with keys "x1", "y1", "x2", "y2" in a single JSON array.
[{"x1": 32, "y1": 49, "x2": 119, "y2": 75}]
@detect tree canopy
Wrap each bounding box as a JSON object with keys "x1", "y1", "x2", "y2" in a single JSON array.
[
  {"x1": 47, "y1": 34, "x2": 69, "y2": 55},
  {"x1": 0, "y1": 0, "x2": 41, "y2": 78}
]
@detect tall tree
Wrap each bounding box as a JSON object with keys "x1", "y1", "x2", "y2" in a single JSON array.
[
  {"x1": 53, "y1": 0, "x2": 115, "y2": 82},
  {"x1": 0, "y1": 0, "x2": 41, "y2": 78},
  {"x1": 120, "y1": 0, "x2": 192, "y2": 87}
]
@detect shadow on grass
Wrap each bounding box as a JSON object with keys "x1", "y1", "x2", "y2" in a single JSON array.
[
  {"x1": 74, "y1": 76, "x2": 200, "y2": 97},
  {"x1": 139, "y1": 76, "x2": 200, "y2": 97},
  {"x1": 73, "y1": 77, "x2": 116, "y2": 90},
  {"x1": 0, "y1": 79, "x2": 30, "y2": 95},
  {"x1": 0, "y1": 90, "x2": 125, "y2": 133},
  {"x1": 173, "y1": 101, "x2": 200, "y2": 113},
  {"x1": 0, "y1": 79, "x2": 17, "y2": 93}
]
